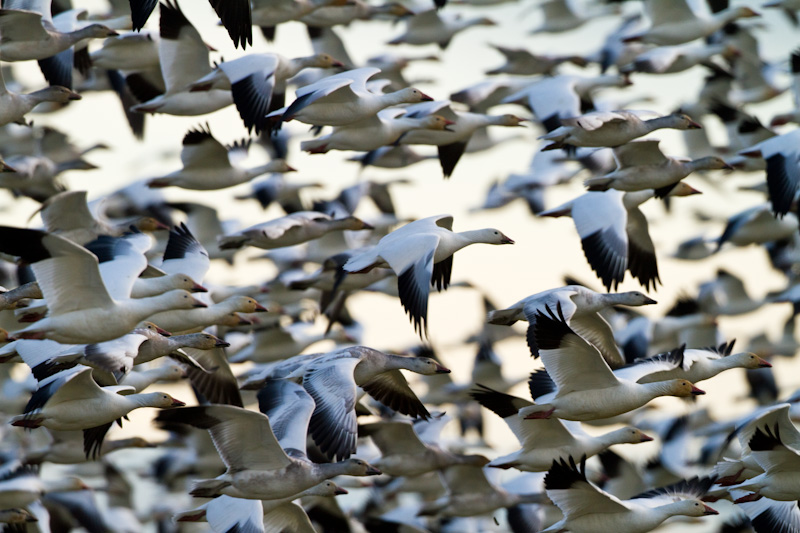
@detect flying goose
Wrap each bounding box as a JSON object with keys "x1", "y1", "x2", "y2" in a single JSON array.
[
  {"x1": 0, "y1": 226, "x2": 206, "y2": 344},
  {"x1": 518, "y1": 305, "x2": 705, "y2": 421},
  {"x1": 539, "y1": 184, "x2": 702, "y2": 291},
  {"x1": 387, "y1": 9, "x2": 495, "y2": 49},
  {"x1": 218, "y1": 211, "x2": 373, "y2": 251},
  {"x1": 147, "y1": 126, "x2": 295, "y2": 190},
  {"x1": 11, "y1": 367, "x2": 185, "y2": 458},
  {"x1": 543, "y1": 457, "x2": 718, "y2": 533},
  {"x1": 488, "y1": 285, "x2": 656, "y2": 367},
  {"x1": 344, "y1": 214, "x2": 513, "y2": 336},
  {"x1": 471, "y1": 384, "x2": 653, "y2": 472},
  {"x1": 584, "y1": 140, "x2": 732, "y2": 197}
]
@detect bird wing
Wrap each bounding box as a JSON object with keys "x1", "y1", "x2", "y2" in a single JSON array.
[
  {"x1": 0, "y1": 9, "x2": 49, "y2": 41},
  {"x1": 303, "y1": 355, "x2": 361, "y2": 461},
  {"x1": 442, "y1": 464, "x2": 496, "y2": 495},
  {"x1": 562, "y1": 111, "x2": 630, "y2": 131},
  {"x1": 256, "y1": 379, "x2": 316, "y2": 454},
  {"x1": 534, "y1": 304, "x2": 620, "y2": 395},
  {"x1": 86, "y1": 234, "x2": 150, "y2": 301},
  {"x1": 571, "y1": 191, "x2": 628, "y2": 291},
  {"x1": 0, "y1": 226, "x2": 114, "y2": 315},
  {"x1": 568, "y1": 310, "x2": 625, "y2": 368},
  {"x1": 160, "y1": 223, "x2": 210, "y2": 284},
  {"x1": 361, "y1": 420, "x2": 429, "y2": 456},
  {"x1": 645, "y1": 0, "x2": 698, "y2": 27},
  {"x1": 626, "y1": 204, "x2": 660, "y2": 291},
  {"x1": 545, "y1": 457, "x2": 631, "y2": 518},
  {"x1": 158, "y1": 0, "x2": 212, "y2": 92},
  {"x1": 612, "y1": 140, "x2": 668, "y2": 168},
  {"x1": 262, "y1": 503, "x2": 316, "y2": 533},
  {"x1": 179, "y1": 127, "x2": 232, "y2": 170},
  {"x1": 46, "y1": 368, "x2": 106, "y2": 405},
  {"x1": 206, "y1": 496, "x2": 264, "y2": 533},
  {"x1": 39, "y1": 191, "x2": 97, "y2": 234},
  {"x1": 361, "y1": 369, "x2": 430, "y2": 419}
]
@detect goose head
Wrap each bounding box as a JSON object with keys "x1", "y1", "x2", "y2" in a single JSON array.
[
  {"x1": 311, "y1": 53, "x2": 345, "y2": 68},
  {"x1": 234, "y1": 296, "x2": 268, "y2": 313},
  {"x1": 693, "y1": 156, "x2": 734, "y2": 171},
  {"x1": 732, "y1": 352, "x2": 772, "y2": 369},
  {"x1": 143, "y1": 392, "x2": 186, "y2": 408},
  {"x1": 397, "y1": 87, "x2": 434, "y2": 103},
  {"x1": 307, "y1": 480, "x2": 349, "y2": 496},
  {"x1": 342, "y1": 458, "x2": 382, "y2": 476},
  {"x1": 406, "y1": 356, "x2": 451, "y2": 375},
  {"x1": 614, "y1": 427, "x2": 654, "y2": 444},
  {"x1": 497, "y1": 114, "x2": 527, "y2": 127},
  {"x1": 267, "y1": 160, "x2": 297, "y2": 173},
  {"x1": 339, "y1": 216, "x2": 374, "y2": 230},
  {"x1": 136, "y1": 322, "x2": 172, "y2": 337},
  {"x1": 36, "y1": 86, "x2": 81, "y2": 103},
  {"x1": 668, "y1": 182, "x2": 703, "y2": 196},
  {"x1": 0, "y1": 328, "x2": 17, "y2": 342},
  {"x1": 169, "y1": 290, "x2": 208, "y2": 308},
  {"x1": 613, "y1": 291, "x2": 657, "y2": 306},
  {"x1": 186, "y1": 332, "x2": 230, "y2": 349},
  {"x1": 472, "y1": 228, "x2": 515, "y2": 245},
  {"x1": 668, "y1": 380, "x2": 705, "y2": 398},
  {"x1": 675, "y1": 499, "x2": 718, "y2": 517},
  {"x1": 80, "y1": 24, "x2": 119, "y2": 39},
  {"x1": 732, "y1": 6, "x2": 760, "y2": 19},
  {"x1": 165, "y1": 273, "x2": 207, "y2": 293},
  {"x1": 423, "y1": 114, "x2": 456, "y2": 131},
  {"x1": 668, "y1": 113, "x2": 702, "y2": 130}
]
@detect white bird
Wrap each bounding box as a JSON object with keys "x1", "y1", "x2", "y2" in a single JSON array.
[
  {"x1": 471, "y1": 385, "x2": 653, "y2": 472},
  {"x1": 294, "y1": 345, "x2": 450, "y2": 460},
  {"x1": 300, "y1": 107, "x2": 455, "y2": 154},
  {"x1": 715, "y1": 203, "x2": 799, "y2": 250},
  {"x1": 188, "y1": 52, "x2": 344, "y2": 134},
  {"x1": 488, "y1": 285, "x2": 656, "y2": 367},
  {"x1": 269, "y1": 67, "x2": 431, "y2": 129},
  {"x1": 129, "y1": 1, "x2": 232, "y2": 116},
  {"x1": 147, "y1": 126, "x2": 295, "y2": 191},
  {"x1": 397, "y1": 100, "x2": 527, "y2": 178},
  {"x1": 518, "y1": 304, "x2": 705, "y2": 421},
  {"x1": 11, "y1": 367, "x2": 185, "y2": 458},
  {"x1": 0, "y1": 69, "x2": 80, "y2": 128},
  {"x1": 388, "y1": 9, "x2": 495, "y2": 49},
  {"x1": 542, "y1": 457, "x2": 718, "y2": 533},
  {"x1": 739, "y1": 129, "x2": 800, "y2": 217},
  {"x1": 155, "y1": 389, "x2": 381, "y2": 500},
  {"x1": 0, "y1": 226, "x2": 206, "y2": 344},
  {"x1": 540, "y1": 111, "x2": 701, "y2": 151},
  {"x1": 0, "y1": 0, "x2": 117, "y2": 63},
  {"x1": 344, "y1": 214, "x2": 514, "y2": 336},
  {"x1": 539, "y1": 184, "x2": 701, "y2": 291},
  {"x1": 623, "y1": 0, "x2": 760, "y2": 46},
  {"x1": 584, "y1": 140, "x2": 732, "y2": 196},
  {"x1": 218, "y1": 211, "x2": 373, "y2": 250}
]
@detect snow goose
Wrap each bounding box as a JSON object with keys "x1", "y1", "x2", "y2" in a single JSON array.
[
  {"x1": 11, "y1": 367, "x2": 185, "y2": 458},
  {"x1": 89, "y1": 31, "x2": 160, "y2": 71},
  {"x1": 543, "y1": 457, "x2": 718, "y2": 533},
  {"x1": 488, "y1": 285, "x2": 656, "y2": 367},
  {"x1": 729, "y1": 423, "x2": 800, "y2": 502},
  {"x1": 0, "y1": 226, "x2": 206, "y2": 344},
  {"x1": 129, "y1": 1, "x2": 233, "y2": 116},
  {"x1": 622, "y1": 341, "x2": 771, "y2": 385},
  {"x1": 397, "y1": 100, "x2": 527, "y2": 178},
  {"x1": 502, "y1": 74, "x2": 631, "y2": 133},
  {"x1": 518, "y1": 305, "x2": 705, "y2": 421},
  {"x1": 361, "y1": 417, "x2": 489, "y2": 477},
  {"x1": 188, "y1": 53, "x2": 343, "y2": 134},
  {"x1": 147, "y1": 125, "x2": 295, "y2": 191},
  {"x1": 739, "y1": 129, "x2": 800, "y2": 217},
  {"x1": 418, "y1": 463, "x2": 546, "y2": 518},
  {"x1": 344, "y1": 214, "x2": 513, "y2": 336},
  {"x1": 147, "y1": 295, "x2": 266, "y2": 334},
  {"x1": 0, "y1": 1, "x2": 117, "y2": 63},
  {"x1": 0, "y1": 463, "x2": 88, "y2": 509},
  {"x1": 540, "y1": 111, "x2": 701, "y2": 152},
  {"x1": 624, "y1": 43, "x2": 738, "y2": 75},
  {"x1": 251, "y1": 0, "x2": 346, "y2": 32},
  {"x1": 175, "y1": 482, "x2": 347, "y2": 531},
  {"x1": 154, "y1": 397, "x2": 381, "y2": 500},
  {"x1": 471, "y1": 385, "x2": 653, "y2": 472},
  {"x1": 540, "y1": 184, "x2": 701, "y2": 291},
  {"x1": 531, "y1": 0, "x2": 616, "y2": 34},
  {"x1": 128, "y1": 0, "x2": 252, "y2": 48},
  {"x1": 0, "y1": 69, "x2": 79, "y2": 128},
  {"x1": 297, "y1": 345, "x2": 450, "y2": 460},
  {"x1": 584, "y1": 140, "x2": 732, "y2": 197},
  {"x1": 715, "y1": 204, "x2": 799, "y2": 250},
  {"x1": 231, "y1": 322, "x2": 352, "y2": 366},
  {"x1": 300, "y1": 107, "x2": 455, "y2": 154},
  {"x1": 697, "y1": 269, "x2": 762, "y2": 316},
  {"x1": 0, "y1": 281, "x2": 42, "y2": 311},
  {"x1": 218, "y1": 211, "x2": 372, "y2": 250},
  {"x1": 388, "y1": 9, "x2": 495, "y2": 49},
  {"x1": 38, "y1": 190, "x2": 168, "y2": 245},
  {"x1": 623, "y1": 0, "x2": 760, "y2": 46},
  {"x1": 487, "y1": 45, "x2": 585, "y2": 76},
  {"x1": 268, "y1": 67, "x2": 432, "y2": 129}
]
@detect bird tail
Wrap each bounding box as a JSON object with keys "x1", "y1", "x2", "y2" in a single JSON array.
[{"x1": 189, "y1": 479, "x2": 230, "y2": 498}]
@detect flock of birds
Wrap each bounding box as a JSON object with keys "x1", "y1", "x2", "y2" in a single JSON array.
[{"x1": 3, "y1": 0, "x2": 800, "y2": 532}]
